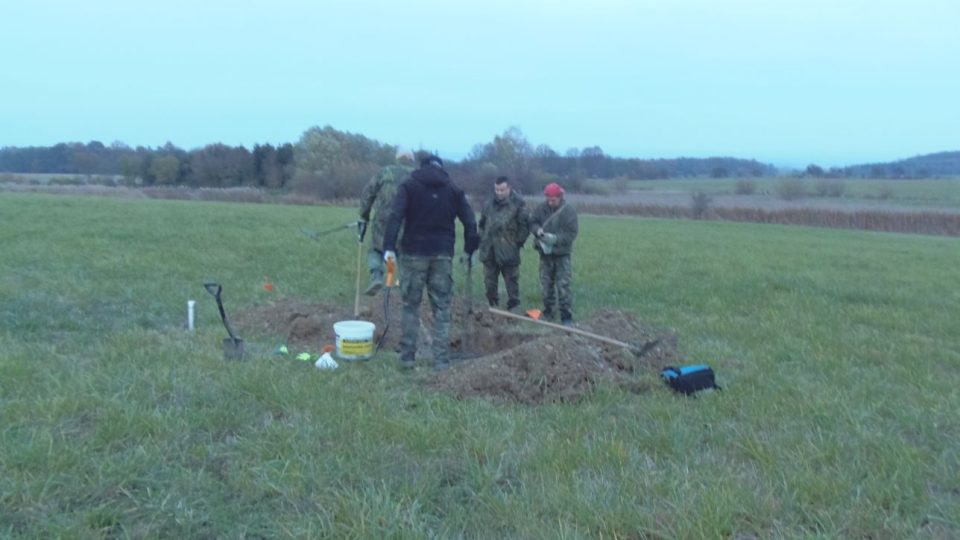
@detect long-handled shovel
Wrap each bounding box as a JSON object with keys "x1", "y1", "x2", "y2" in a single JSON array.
[
  {"x1": 488, "y1": 307, "x2": 659, "y2": 357},
  {"x1": 458, "y1": 253, "x2": 476, "y2": 360},
  {"x1": 446, "y1": 254, "x2": 480, "y2": 362},
  {"x1": 203, "y1": 282, "x2": 244, "y2": 360}
]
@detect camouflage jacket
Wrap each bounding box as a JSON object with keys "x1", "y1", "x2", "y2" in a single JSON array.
[
  {"x1": 478, "y1": 191, "x2": 529, "y2": 266},
  {"x1": 358, "y1": 164, "x2": 413, "y2": 251},
  {"x1": 529, "y1": 199, "x2": 579, "y2": 256}
]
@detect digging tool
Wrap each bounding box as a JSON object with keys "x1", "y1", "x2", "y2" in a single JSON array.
[
  {"x1": 300, "y1": 221, "x2": 363, "y2": 243},
  {"x1": 453, "y1": 252, "x2": 477, "y2": 361},
  {"x1": 353, "y1": 221, "x2": 367, "y2": 317},
  {"x1": 374, "y1": 255, "x2": 395, "y2": 354},
  {"x1": 203, "y1": 282, "x2": 244, "y2": 360},
  {"x1": 464, "y1": 253, "x2": 474, "y2": 315},
  {"x1": 488, "y1": 307, "x2": 659, "y2": 357}
]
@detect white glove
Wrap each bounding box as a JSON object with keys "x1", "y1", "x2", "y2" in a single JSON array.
[
  {"x1": 383, "y1": 250, "x2": 396, "y2": 263},
  {"x1": 542, "y1": 233, "x2": 557, "y2": 245}
]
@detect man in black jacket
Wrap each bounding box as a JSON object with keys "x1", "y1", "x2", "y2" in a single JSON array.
[{"x1": 383, "y1": 154, "x2": 479, "y2": 370}]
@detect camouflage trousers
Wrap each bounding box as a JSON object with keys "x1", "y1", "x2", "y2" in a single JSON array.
[
  {"x1": 483, "y1": 262, "x2": 520, "y2": 309},
  {"x1": 539, "y1": 254, "x2": 572, "y2": 319},
  {"x1": 399, "y1": 255, "x2": 453, "y2": 366},
  {"x1": 367, "y1": 248, "x2": 385, "y2": 279}
]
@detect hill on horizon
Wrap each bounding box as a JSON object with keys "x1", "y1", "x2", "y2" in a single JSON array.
[{"x1": 843, "y1": 150, "x2": 960, "y2": 178}]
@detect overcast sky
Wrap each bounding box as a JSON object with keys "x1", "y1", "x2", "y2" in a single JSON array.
[{"x1": 1, "y1": 0, "x2": 957, "y2": 167}]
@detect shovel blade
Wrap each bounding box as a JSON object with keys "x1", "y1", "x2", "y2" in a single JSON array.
[
  {"x1": 204, "y1": 282, "x2": 221, "y2": 297},
  {"x1": 223, "y1": 338, "x2": 245, "y2": 361}
]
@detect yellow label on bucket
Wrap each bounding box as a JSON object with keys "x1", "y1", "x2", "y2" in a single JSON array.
[{"x1": 340, "y1": 338, "x2": 373, "y2": 355}]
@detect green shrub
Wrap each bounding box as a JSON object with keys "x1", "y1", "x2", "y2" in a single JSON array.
[
  {"x1": 814, "y1": 179, "x2": 846, "y2": 198},
  {"x1": 690, "y1": 191, "x2": 712, "y2": 219},
  {"x1": 734, "y1": 179, "x2": 757, "y2": 195},
  {"x1": 776, "y1": 178, "x2": 807, "y2": 200}
]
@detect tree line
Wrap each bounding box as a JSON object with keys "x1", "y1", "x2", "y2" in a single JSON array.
[
  {"x1": 1, "y1": 126, "x2": 777, "y2": 198},
  {"x1": 0, "y1": 141, "x2": 296, "y2": 189}
]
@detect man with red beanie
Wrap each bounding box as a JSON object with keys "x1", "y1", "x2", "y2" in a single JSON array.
[{"x1": 529, "y1": 182, "x2": 579, "y2": 325}]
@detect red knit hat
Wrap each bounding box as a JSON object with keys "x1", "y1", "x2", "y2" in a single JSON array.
[{"x1": 543, "y1": 182, "x2": 564, "y2": 197}]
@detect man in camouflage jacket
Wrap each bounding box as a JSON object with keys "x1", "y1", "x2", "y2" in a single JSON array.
[
  {"x1": 478, "y1": 176, "x2": 529, "y2": 311},
  {"x1": 358, "y1": 151, "x2": 414, "y2": 295},
  {"x1": 529, "y1": 182, "x2": 579, "y2": 325}
]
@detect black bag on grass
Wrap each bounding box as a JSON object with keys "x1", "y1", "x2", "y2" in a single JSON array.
[{"x1": 660, "y1": 365, "x2": 721, "y2": 395}]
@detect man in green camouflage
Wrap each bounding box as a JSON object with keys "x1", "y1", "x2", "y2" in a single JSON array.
[
  {"x1": 358, "y1": 150, "x2": 414, "y2": 296},
  {"x1": 478, "y1": 176, "x2": 529, "y2": 312},
  {"x1": 529, "y1": 182, "x2": 579, "y2": 325}
]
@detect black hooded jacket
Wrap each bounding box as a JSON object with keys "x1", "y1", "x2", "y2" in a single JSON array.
[{"x1": 383, "y1": 165, "x2": 479, "y2": 257}]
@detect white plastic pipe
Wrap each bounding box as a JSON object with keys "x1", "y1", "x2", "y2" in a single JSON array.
[{"x1": 187, "y1": 300, "x2": 196, "y2": 331}]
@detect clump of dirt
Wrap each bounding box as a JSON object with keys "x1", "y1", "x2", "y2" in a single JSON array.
[
  {"x1": 425, "y1": 309, "x2": 681, "y2": 405},
  {"x1": 233, "y1": 297, "x2": 681, "y2": 405}
]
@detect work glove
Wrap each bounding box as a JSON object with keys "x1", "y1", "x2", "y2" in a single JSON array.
[
  {"x1": 357, "y1": 220, "x2": 368, "y2": 242},
  {"x1": 383, "y1": 250, "x2": 396, "y2": 264}
]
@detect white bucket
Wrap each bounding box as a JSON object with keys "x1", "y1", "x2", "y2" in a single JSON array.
[{"x1": 333, "y1": 320, "x2": 376, "y2": 360}]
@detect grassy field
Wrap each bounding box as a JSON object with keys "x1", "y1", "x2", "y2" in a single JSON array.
[
  {"x1": 628, "y1": 177, "x2": 960, "y2": 208},
  {"x1": 2, "y1": 192, "x2": 958, "y2": 538}
]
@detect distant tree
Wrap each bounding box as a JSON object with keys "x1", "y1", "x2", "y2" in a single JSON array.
[
  {"x1": 777, "y1": 178, "x2": 807, "y2": 200},
  {"x1": 118, "y1": 154, "x2": 143, "y2": 183},
  {"x1": 690, "y1": 191, "x2": 712, "y2": 219},
  {"x1": 580, "y1": 146, "x2": 607, "y2": 178},
  {"x1": 149, "y1": 155, "x2": 181, "y2": 185},
  {"x1": 734, "y1": 179, "x2": 756, "y2": 194},
  {"x1": 466, "y1": 126, "x2": 535, "y2": 192},
  {"x1": 188, "y1": 144, "x2": 253, "y2": 187},
  {"x1": 805, "y1": 164, "x2": 825, "y2": 178},
  {"x1": 710, "y1": 167, "x2": 729, "y2": 178},
  {"x1": 293, "y1": 125, "x2": 393, "y2": 198}
]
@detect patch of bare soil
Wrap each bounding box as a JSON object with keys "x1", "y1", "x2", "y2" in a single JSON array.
[{"x1": 233, "y1": 296, "x2": 681, "y2": 405}]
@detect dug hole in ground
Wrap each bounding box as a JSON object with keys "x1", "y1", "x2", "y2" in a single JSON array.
[{"x1": 233, "y1": 295, "x2": 683, "y2": 405}]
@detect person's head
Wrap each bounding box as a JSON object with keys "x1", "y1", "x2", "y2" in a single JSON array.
[
  {"x1": 396, "y1": 148, "x2": 414, "y2": 165},
  {"x1": 494, "y1": 176, "x2": 511, "y2": 200},
  {"x1": 420, "y1": 154, "x2": 443, "y2": 169},
  {"x1": 543, "y1": 182, "x2": 564, "y2": 208}
]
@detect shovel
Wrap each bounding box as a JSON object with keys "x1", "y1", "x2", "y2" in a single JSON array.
[
  {"x1": 374, "y1": 256, "x2": 395, "y2": 354},
  {"x1": 488, "y1": 307, "x2": 659, "y2": 357},
  {"x1": 450, "y1": 253, "x2": 481, "y2": 362},
  {"x1": 203, "y1": 282, "x2": 244, "y2": 360}
]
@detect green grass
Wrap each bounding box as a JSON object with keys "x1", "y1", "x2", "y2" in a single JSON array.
[
  {"x1": 631, "y1": 176, "x2": 960, "y2": 208},
  {"x1": 2, "y1": 192, "x2": 959, "y2": 538}
]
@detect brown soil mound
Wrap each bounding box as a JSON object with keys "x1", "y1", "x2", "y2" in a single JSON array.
[{"x1": 233, "y1": 296, "x2": 681, "y2": 405}]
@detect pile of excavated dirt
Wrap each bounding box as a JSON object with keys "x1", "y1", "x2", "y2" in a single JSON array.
[{"x1": 233, "y1": 296, "x2": 681, "y2": 405}]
